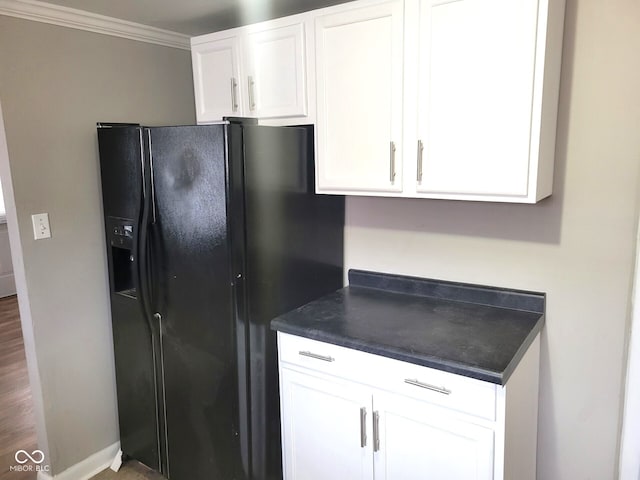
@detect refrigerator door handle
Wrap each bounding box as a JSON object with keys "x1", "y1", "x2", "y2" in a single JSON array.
[
  {"x1": 147, "y1": 130, "x2": 157, "y2": 225},
  {"x1": 137, "y1": 129, "x2": 155, "y2": 324},
  {"x1": 139, "y1": 129, "x2": 146, "y2": 201},
  {"x1": 133, "y1": 128, "x2": 152, "y2": 324}
]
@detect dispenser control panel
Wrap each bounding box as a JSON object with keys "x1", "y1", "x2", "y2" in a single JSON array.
[
  {"x1": 108, "y1": 217, "x2": 134, "y2": 249},
  {"x1": 112, "y1": 225, "x2": 133, "y2": 238}
]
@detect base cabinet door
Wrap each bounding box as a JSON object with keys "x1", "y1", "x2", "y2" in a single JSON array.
[
  {"x1": 373, "y1": 391, "x2": 495, "y2": 480},
  {"x1": 280, "y1": 368, "x2": 374, "y2": 480}
]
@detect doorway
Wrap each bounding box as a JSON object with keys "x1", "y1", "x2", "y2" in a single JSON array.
[
  {"x1": 619, "y1": 219, "x2": 640, "y2": 479},
  {"x1": 0, "y1": 99, "x2": 42, "y2": 480}
]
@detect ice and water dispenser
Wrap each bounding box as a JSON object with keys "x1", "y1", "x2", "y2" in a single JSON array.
[{"x1": 107, "y1": 216, "x2": 136, "y2": 298}]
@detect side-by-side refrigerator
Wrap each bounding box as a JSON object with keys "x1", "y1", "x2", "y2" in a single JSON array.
[{"x1": 96, "y1": 119, "x2": 344, "y2": 480}]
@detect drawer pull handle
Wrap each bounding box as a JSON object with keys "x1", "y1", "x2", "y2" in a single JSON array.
[
  {"x1": 404, "y1": 378, "x2": 451, "y2": 395},
  {"x1": 298, "y1": 351, "x2": 335, "y2": 362},
  {"x1": 360, "y1": 407, "x2": 367, "y2": 447}
]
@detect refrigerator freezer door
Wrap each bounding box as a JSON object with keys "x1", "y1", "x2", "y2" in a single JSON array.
[
  {"x1": 98, "y1": 126, "x2": 145, "y2": 220},
  {"x1": 146, "y1": 125, "x2": 245, "y2": 480},
  {"x1": 97, "y1": 126, "x2": 161, "y2": 472}
]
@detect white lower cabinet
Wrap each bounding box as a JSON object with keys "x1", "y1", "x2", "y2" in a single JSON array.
[
  {"x1": 373, "y1": 391, "x2": 494, "y2": 480},
  {"x1": 280, "y1": 368, "x2": 373, "y2": 480},
  {"x1": 277, "y1": 332, "x2": 540, "y2": 480}
]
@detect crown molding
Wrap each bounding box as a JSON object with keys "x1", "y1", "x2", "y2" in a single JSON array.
[{"x1": 0, "y1": 0, "x2": 190, "y2": 50}]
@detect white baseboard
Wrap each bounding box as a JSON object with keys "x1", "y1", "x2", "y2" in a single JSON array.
[
  {"x1": 37, "y1": 442, "x2": 120, "y2": 480},
  {"x1": 0, "y1": 272, "x2": 15, "y2": 297}
]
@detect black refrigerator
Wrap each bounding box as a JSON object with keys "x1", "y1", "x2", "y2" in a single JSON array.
[{"x1": 96, "y1": 119, "x2": 344, "y2": 480}]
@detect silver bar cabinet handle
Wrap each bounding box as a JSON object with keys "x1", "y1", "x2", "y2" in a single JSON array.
[
  {"x1": 373, "y1": 411, "x2": 380, "y2": 452},
  {"x1": 404, "y1": 378, "x2": 451, "y2": 395},
  {"x1": 248, "y1": 76, "x2": 256, "y2": 111},
  {"x1": 389, "y1": 141, "x2": 396, "y2": 183},
  {"x1": 360, "y1": 407, "x2": 367, "y2": 447},
  {"x1": 417, "y1": 139, "x2": 424, "y2": 183},
  {"x1": 298, "y1": 351, "x2": 334, "y2": 362},
  {"x1": 230, "y1": 78, "x2": 238, "y2": 112}
]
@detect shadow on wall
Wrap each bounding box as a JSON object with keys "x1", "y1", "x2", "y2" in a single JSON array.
[{"x1": 347, "y1": 0, "x2": 576, "y2": 247}]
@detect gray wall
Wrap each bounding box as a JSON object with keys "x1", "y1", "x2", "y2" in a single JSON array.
[
  {"x1": 345, "y1": 0, "x2": 640, "y2": 478},
  {"x1": 0, "y1": 17, "x2": 195, "y2": 475}
]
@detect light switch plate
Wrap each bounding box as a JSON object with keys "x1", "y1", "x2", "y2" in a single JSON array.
[{"x1": 32, "y1": 213, "x2": 51, "y2": 240}]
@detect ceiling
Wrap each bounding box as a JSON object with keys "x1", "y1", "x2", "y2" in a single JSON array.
[{"x1": 37, "y1": 0, "x2": 349, "y2": 36}]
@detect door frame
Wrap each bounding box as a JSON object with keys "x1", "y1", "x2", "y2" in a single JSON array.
[
  {"x1": 0, "y1": 99, "x2": 50, "y2": 466},
  {"x1": 619, "y1": 211, "x2": 640, "y2": 479}
]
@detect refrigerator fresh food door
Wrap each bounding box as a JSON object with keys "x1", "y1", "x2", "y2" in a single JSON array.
[
  {"x1": 241, "y1": 124, "x2": 345, "y2": 480},
  {"x1": 145, "y1": 125, "x2": 245, "y2": 479}
]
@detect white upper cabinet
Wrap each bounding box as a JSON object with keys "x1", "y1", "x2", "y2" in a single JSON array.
[
  {"x1": 410, "y1": 0, "x2": 562, "y2": 202},
  {"x1": 191, "y1": 35, "x2": 243, "y2": 123},
  {"x1": 191, "y1": 0, "x2": 565, "y2": 202},
  {"x1": 313, "y1": 0, "x2": 565, "y2": 203},
  {"x1": 245, "y1": 21, "x2": 308, "y2": 119},
  {"x1": 191, "y1": 14, "x2": 313, "y2": 125},
  {"x1": 315, "y1": 1, "x2": 404, "y2": 193}
]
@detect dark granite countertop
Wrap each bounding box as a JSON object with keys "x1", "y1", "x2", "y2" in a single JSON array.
[{"x1": 271, "y1": 270, "x2": 545, "y2": 385}]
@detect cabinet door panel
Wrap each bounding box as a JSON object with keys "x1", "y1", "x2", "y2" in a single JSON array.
[
  {"x1": 246, "y1": 22, "x2": 308, "y2": 119},
  {"x1": 316, "y1": 1, "x2": 404, "y2": 194},
  {"x1": 374, "y1": 392, "x2": 494, "y2": 480},
  {"x1": 416, "y1": 0, "x2": 539, "y2": 197},
  {"x1": 192, "y1": 36, "x2": 243, "y2": 123},
  {"x1": 280, "y1": 368, "x2": 373, "y2": 480}
]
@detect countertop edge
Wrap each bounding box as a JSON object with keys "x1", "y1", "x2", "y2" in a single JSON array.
[
  {"x1": 271, "y1": 320, "x2": 507, "y2": 384},
  {"x1": 500, "y1": 314, "x2": 546, "y2": 384},
  {"x1": 271, "y1": 272, "x2": 546, "y2": 386}
]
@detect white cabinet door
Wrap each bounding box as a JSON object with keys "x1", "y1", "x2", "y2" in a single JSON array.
[
  {"x1": 191, "y1": 35, "x2": 243, "y2": 123},
  {"x1": 373, "y1": 391, "x2": 494, "y2": 480},
  {"x1": 414, "y1": 0, "x2": 540, "y2": 199},
  {"x1": 245, "y1": 21, "x2": 308, "y2": 119},
  {"x1": 315, "y1": 1, "x2": 404, "y2": 194},
  {"x1": 280, "y1": 368, "x2": 374, "y2": 480}
]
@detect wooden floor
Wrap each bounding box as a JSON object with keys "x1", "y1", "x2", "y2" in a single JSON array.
[
  {"x1": 91, "y1": 461, "x2": 165, "y2": 480},
  {"x1": 0, "y1": 296, "x2": 37, "y2": 480}
]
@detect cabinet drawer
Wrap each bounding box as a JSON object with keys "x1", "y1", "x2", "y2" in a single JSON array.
[
  {"x1": 278, "y1": 333, "x2": 365, "y2": 379},
  {"x1": 277, "y1": 333, "x2": 496, "y2": 421},
  {"x1": 370, "y1": 354, "x2": 497, "y2": 421}
]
